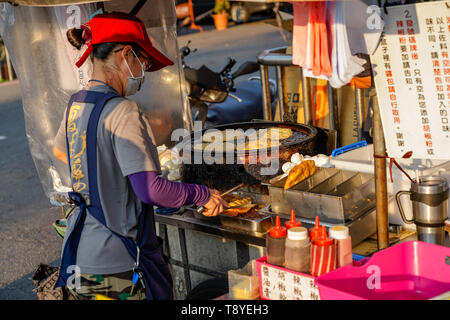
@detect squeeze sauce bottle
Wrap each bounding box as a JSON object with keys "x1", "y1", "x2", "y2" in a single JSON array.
[
  {"x1": 329, "y1": 225, "x2": 353, "y2": 268},
  {"x1": 284, "y1": 227, "x2": 310, "y2": 273},
  {"x1": 266, "y1": 216, "x2": 287, "y2": 266},
  {"x1": 309, "y1": 216, "x2": 321, "y2": 243},
  {"x1": 311, "y1": 226, "x2": 336, "y2": 276},
  {"x1": 315, "y1": 226, "x2": 334, "y2": 247},
  {"x1": 285, "y1": 209, "x2": 302, "y2": 230}
]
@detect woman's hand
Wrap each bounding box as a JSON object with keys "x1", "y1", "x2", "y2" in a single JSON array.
[{"x1": 202, "y1": 189, "x2": 229, "y2": 217}]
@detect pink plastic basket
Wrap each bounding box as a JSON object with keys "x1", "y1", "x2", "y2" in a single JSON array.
[{"x1": 315, "y1": 241, "x2": 450, "y2": 300}]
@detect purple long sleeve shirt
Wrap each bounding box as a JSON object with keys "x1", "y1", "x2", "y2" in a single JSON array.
[{"x1": 128, "y1": 171, "x2": 210, "y2": 208}]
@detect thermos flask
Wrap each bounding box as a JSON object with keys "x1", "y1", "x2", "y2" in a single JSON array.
[{"x1": 396, "y1": 176, "x2": 448, "y2": 246}]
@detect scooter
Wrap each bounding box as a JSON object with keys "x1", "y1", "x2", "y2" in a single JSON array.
[{"x1": 180, "y1": 41, "x2": 277, "y2": 128}]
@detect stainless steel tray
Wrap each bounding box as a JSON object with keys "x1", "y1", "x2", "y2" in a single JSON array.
[
  {"x1": 186, "y1": 186, "x2": 273, "y2": 235},
  {"x1": 269, "y1": 168, "x2": 376, "y2": 223},
  {"x1": 219, "y1": 212, "x2": 273, "y2": 235}
]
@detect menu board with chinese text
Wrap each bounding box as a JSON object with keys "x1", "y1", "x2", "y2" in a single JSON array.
[
  {"x1": 372, "y1": 1, "x2": 450, "y2": 159},
  {"x1": 259, "y1": 263, "x2": 320, "y2": 300}
]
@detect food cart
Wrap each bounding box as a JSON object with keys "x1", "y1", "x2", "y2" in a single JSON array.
[
  {"x1": 1, "y1": 0, "x2": 449, "y2": 301},
  {"x1": 156, "y1": 0, "x2": 450, "y2": 300}
]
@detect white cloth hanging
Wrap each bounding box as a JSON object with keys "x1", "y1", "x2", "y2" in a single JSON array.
[{"x1": 328, "y1": 1, "x2": 366, "y2": 88}]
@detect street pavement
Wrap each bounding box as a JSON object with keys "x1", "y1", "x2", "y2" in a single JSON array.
[
  {"x1": 0, "y1": 20, "x2": 288, "y2": 299},
  {"x1": 0, "y1": 80, "x2": 62, "y2": 299}
]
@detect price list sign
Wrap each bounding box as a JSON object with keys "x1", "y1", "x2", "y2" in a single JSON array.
[
  {"x1": 259, "y1": 263, "x2": 320, "y2": 300},
  {"x1": 372, "y1": 1, "x2": 450, "y2": 159}
]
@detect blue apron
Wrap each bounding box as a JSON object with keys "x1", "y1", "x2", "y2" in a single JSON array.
[{"x1": 55, "y1": 88, "x2": 173, "y2": 300}]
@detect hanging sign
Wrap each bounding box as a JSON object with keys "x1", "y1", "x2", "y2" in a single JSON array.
[{"x1": 372, "y1": 1, "x2": 450, "y2": 159}]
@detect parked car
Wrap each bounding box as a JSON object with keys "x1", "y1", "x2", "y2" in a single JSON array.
[
  {"x1": 175, "y1": 0, "x2": 280, "y2": 24},
  {"x1": 229, "y1": 1, "x2": 274, "y2": 24}
]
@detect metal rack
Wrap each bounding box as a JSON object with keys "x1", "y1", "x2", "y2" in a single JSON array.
[{"x1": 256, "y1": 46, "x2": 342, "y2": 133}]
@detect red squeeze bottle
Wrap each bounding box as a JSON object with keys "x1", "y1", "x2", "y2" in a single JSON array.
[
  {"x1": 309, "y1": 216, "x2": 321, "y2": 243},
  {"x1": 266, "y1": 216, "x2": 287, "y2": 266},
  {"x1": 315, "y1": 226, "x2": 334, "y2": 247},
  {"x1": 311, "y1": 226, "x2": 336, "y2": 277},
  {"x1": 285, "y1": 209, "x2": 302, "y2": 229},
  {"x1": 270, "y1": 216, "x2": 288, "y2": 238}
]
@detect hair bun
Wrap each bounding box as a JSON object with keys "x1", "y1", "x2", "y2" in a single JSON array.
[{"x1": 66, "y1": 28, "x2": 85, "y2": 50}]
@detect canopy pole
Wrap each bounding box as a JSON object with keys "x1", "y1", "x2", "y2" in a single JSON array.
[
  {"x1": 275, "y1": 65, "x2": 285, "y2": 121},
  {"x1": 300, "y1": 67, "x2": 312, "y2": 125},
  {"x1": 260, "y1": 64, "x2": 272, "y2": 120},
  {"x1": 327, "y1": 83, "x2": 336, "y2": 131},
  {"x1": 372, "y1": 89, "x2": 389, "y2": 250},
  {"x1": 355, "y1": 87, "x2": 365, "y2": 141},
  {"x1": 5, "y1": 48, "x2": 13, "y2": 81},
  {"x1": 129, "y1": 0, "x2": 147, "y2": 16}
]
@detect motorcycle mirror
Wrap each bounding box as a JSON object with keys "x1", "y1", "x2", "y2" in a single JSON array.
[
  {"x1": 180, "y1": 44, "x2": 197, "y2": 58},
  {"x1": 231, "y1": 62, "x2": 260, "y2": 79},
  {"x1": 181, "y1": 46, "x2": 190, "y2": 57}
]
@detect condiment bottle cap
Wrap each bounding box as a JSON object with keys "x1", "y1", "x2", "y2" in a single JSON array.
[
  {"x1": 285, "y1": 209, "x2": 302, "y2": 229},
  {"x1": 287, "y1": 227, "x2": 308, "y2": 241},
  {"x1": 269, "y1": 216, "x2": 287, "y2": 238},
  {"x1": 315, "y1": 226, "x2": 333, "y2": 246},
  {"x1": 329, "y1": 225, "x2": 349, "y2": 240},
  {"x1": 309, "y1": 216, "x2": 321, "y2": 242}
]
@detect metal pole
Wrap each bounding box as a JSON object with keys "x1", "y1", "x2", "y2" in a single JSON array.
[
  {"x1": 372, "y1": 89, "x2": 389, "y2": 250},
  {"x1": 327, "y1": 83, "x2": 336, "y2": 131},
  {"x1": 355, "y1": 87, "x2": 365, "y2": 141},
  {"x1": 129, "y1": 0, "x2": 147, "y2": 15},
  {"x1": 275, "y1": 65, "x2": 285, "y2": 121},
  {"x1": 5, "y1": 47, "x2": 13, "y2": 81},
  {"x1": 300, "y1": 67, "x2": 312, "y2": 125},
  {"x1": 260, "y1": 64, "x2": 272, "y2": 120}
]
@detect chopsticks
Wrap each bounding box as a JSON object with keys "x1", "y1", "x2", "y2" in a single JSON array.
[{"x1": 197, "y1": 183, "x2": 245, "y2": 214}]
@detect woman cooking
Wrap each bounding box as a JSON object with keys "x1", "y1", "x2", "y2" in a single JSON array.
[{"x1": 52, "y1": 12, "x2": 228, "y2": 300}]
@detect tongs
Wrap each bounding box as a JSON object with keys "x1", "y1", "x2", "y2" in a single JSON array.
[{"x1": 197, "y1": 183, "x2": 245, "y2": 214}]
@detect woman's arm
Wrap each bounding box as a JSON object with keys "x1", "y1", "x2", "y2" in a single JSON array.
[{"x1": 128, "y1": 171, "x2": 210, "y2": 208}]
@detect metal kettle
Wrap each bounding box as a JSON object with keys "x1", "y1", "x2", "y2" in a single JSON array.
[{"x1": 396, "y1": 176, "x2": 449, "y2": 245}]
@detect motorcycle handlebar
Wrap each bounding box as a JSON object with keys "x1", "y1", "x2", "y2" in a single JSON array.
[
  {"x1": 231, "y1": 62, "x2": 260, "y2": 79},
  {"x1": 220, "y1": 58, "x2": 237, "y2": 76}
]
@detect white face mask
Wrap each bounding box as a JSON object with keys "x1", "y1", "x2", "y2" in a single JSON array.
[{"x1": 123, "y1": 49, "x2": 146, "y2": 96}]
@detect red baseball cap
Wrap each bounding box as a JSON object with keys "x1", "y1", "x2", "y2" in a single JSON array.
[{"x1": 75, "y1": 12, "x2": 174, "y2": 72}]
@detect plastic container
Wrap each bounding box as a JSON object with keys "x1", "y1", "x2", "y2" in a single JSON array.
[
  {"x1": 309, "y1": 216, "x2": 321, "y2": 242},
  {"x1": 266, "y1": 216, "x2": 287, "y2": 266},
  {"x1": 228, "y1": 260, "x2": 260, "y2": 300},
  {"x1": 284, "y1": 227, "x2": 311, "y2": 273},
  {"x1": 285, "y1": 209, "x2": 302, "y2": 229},
  {"x1": 329, "y1": 226, "x2": 352, "y2": 268},
  {"x1": 311, "y1": 226, "x2": 336, "y2": 277},
  {"x1": 315, "y1": 241, "x2": 450, "y2": 300}
]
